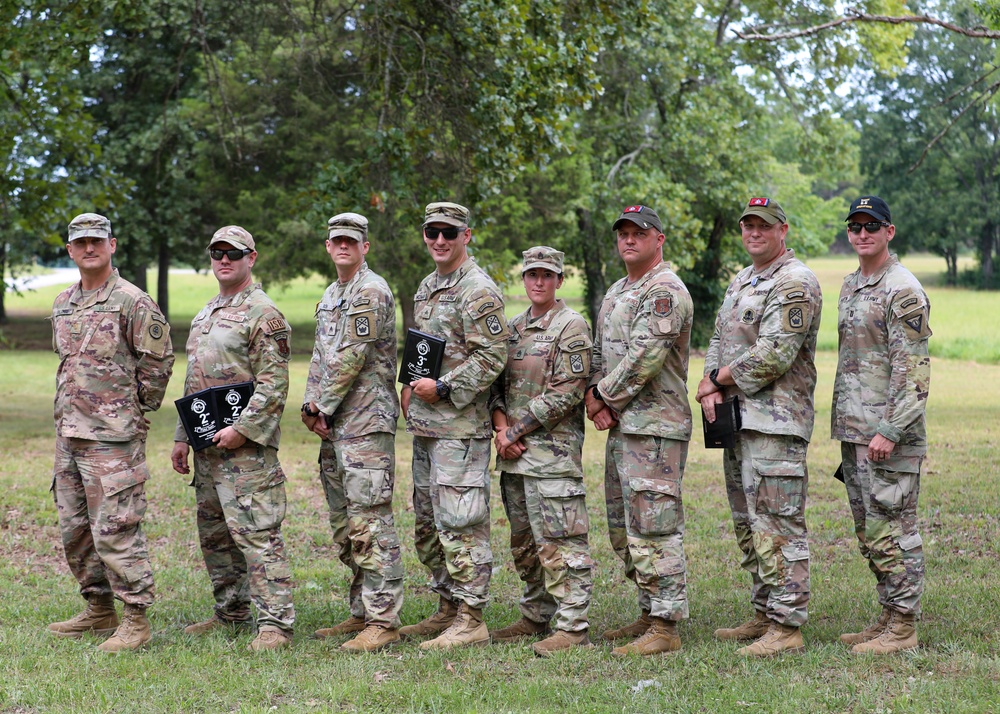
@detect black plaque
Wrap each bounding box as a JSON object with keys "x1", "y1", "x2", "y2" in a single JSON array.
[
  {"x1": 212, "y1": 381, "x2": 255, "y2": 428},
  {"x1": 702, "y1": 395, "x2": 742, "y2": 449},
  {"x1": 175, "y1": 387, "x2": 221, "y2": 452},
  {"x1": 398, "y1": 329, "x2": 446, "y2": 385}
]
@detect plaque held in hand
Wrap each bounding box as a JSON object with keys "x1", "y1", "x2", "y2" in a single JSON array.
[
  {"x1": 212, "y1": 381, "x2": 255, "y2": 428},
  {"x1": 399, "y1": 329, "x2": 446, "y2": 384},
  {"x1": 175, "y1": 388, "x2": 221, "y2": 452},
  {"x1": 702, "y1": 395, "x2": 742, "y2": 449}
]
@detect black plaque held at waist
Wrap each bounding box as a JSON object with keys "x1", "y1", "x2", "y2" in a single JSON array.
[
  {"x1": 213, "y1": 381, "x2": 254, "y2": 428},
  {"x1": 702, "y1": 395, "x2": 742, "y2": 449},
  {"x1": 399, "y1": 329, "x2": 446, "y2": 384},
  {"x1": 176, "y1": 381, "x2": 255, "y2": 451}
]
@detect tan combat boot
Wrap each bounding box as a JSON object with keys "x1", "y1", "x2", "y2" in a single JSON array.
[
  {"x1": 602, "y1": 610, "x2": 652, "y2": 641},
  {"x1": 851, "y1": 611, "x2": 917, "y2": 655},
  {"x1": 532, "y1": 629, "x2": 594, "y2": 658},
  {"x1": 341, "y1": 625, "x2": 400, "y2": 653},
  {"x1": 714, "y1": 610, "x2": 771, "y2": 641},
  {"x1": 97, "y1": 604, "x2": 151, "y2": 652},
  {"x1": 249, "y1": 626, "x2": 292, "y2": 652},
  {"x1": 184, "y1": 613, "x2": 253, "y2": 635},
  {"x1": 399, "y1": 597, "x2": 458, "y2": 639},
  {"x1": 491, "y1": 616, "x2": 549, "y2": 642},
  {"x1": 839, "y1": 607, "x2": 892, "y2": 645},
  {"x1": 315, "y1": 615, "x2": 367, "y2": 639},
  {"x1": 611, "y1": 617, "x2": 680, "y2": 656},
  {"x1": 419, "y1": 602, "x2": 489, "y2": 650},
  {"x1": 737, "y1": 622, "x2": 804, "y2": 657},
  {"x1": 47, "y1": 596, "x2": 119, "y2": 638}
]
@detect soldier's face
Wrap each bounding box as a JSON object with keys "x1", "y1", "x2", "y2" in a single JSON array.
[
  {"x1": 211, "y1": 241, "x2": 256, "y2": 294},
  {"x1": 847, "y1": 212, "x2": 895, "y2": 260},
  {"x1": 423, "y1": 222, "x2": 470, "y2": 273},
  {"x1": 326, "y1": 236, "x2": 368, "y2": 272},
  {"x1": 740, "y1": 216, "x2": 788, "y2": 267},
  {"x1": 522, "y1": 269, "x2": 562, "y2": 309},
  {"x1": 616, "y1": 222, "x2": 664, "y2": 269},
  {"x1": 66, "y1": 235, "x2": 116, "y2": 273}
]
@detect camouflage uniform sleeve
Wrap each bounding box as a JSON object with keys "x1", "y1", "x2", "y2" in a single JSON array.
[
  {"x1": 487, "y1": 317, "x2": 514, "y2": 417},
  {"x1": 589, "y1": 298, "x2": 606, "y2": 388},
  {"x1": 316, "y1": 285, "x2": 388, "y2": 416},
  {"x1": 233, "y1": 308, "x2": 291, "y2": 445},
  {"x1": 443, "y1": 286, "x2": 509, "y2": 410},
  {"x1": 129, "y1": 296, "x2": 174, "y2": 412},
  {"x1": 703, "y1": 300, "x2": 724, "y2": 374},
  {"x1": 303, "y1": 322, "x2": 323, "y2": 407},
  {"x1": 879, "y1": 288, "x2": 931, "y2": 443},
  {"x1": 728, "y1": 279, "x2": 821, "y2": 396},
  {"x1": 598, "y1": 286, "x2": 679, "y2": 412},
  {"x1": 528, "y1": 319, "x2": 591, "y2": 431}
]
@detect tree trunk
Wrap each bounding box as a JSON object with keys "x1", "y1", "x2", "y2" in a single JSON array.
[
  {"x1": 575, "y1": 206, "x2": 605, "y2": 327},
  {"x1": 157, "y1": 236, "x2": 170, "y2": 319},
  {"x1": 981, "y1": 220, "x2": 995, "y2": 288},
  {"x1": 399, "y1": 288, "x2": 415, "y2": 334},
  {"x1": 0, "y1": 243, "x2": 7, "y2": 324}
]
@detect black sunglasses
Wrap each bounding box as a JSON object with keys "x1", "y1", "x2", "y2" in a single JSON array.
[
  {"x1": 209, "y1": 248, "x2": 252, "y2": 261},
  {"x1": 847, "y1": 221, "x2": 889, "y2": 234},
  {"x1": 424, "y1": 226, "x2": 461, "y2": 241}
]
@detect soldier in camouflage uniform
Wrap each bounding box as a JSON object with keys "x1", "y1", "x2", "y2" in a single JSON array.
[
  {"x1": 400, "y1": 201, "x2": 509, "y2": 650},
  {"x1": 832, "y1": 196, "x2": 931, "y2": 655},
  {"x1": 170, "y1": 226, "x2": 295, "y2": 652},
  {"x1": 301, "y1": 213, "x2": 403, "y2": 653},
  {"x1": 488, "y1": 247, "x2": 595, "y2": 657},
  {"x1": 696, "y1": 197, "x2": 822, "y2": 657},
  {"x1": 48, "y1": 212, "x2": 174, "y2": 652},
  {"x1": 585, "y1": 205, "x2": 694, "y2": 657}
]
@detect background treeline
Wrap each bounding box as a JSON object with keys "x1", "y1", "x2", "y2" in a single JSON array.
[{"x1": 3, "y1": 0, "x2": 999, "y2": 342}]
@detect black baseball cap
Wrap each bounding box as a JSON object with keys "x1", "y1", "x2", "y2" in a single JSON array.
[
  {"x1": 613, "y1": 205, "x2": 663, "y2": 233},
  {"x1": 846, "y1": 195, "x2": 891, "y2": 223}
]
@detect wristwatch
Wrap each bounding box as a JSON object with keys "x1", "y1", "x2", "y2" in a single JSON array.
[
  {"x1": 591, "y1": 384, "x2": 604, "y2": 401},
  {"x1": 301, "y1": 402, "x2": 320, "y2": 417},
  {"x1": 709, "y1": 369, "x2": 723, "y2": 389},
  {"x1": 435, "y1": 380, "x2": 451, "y2": 399}
]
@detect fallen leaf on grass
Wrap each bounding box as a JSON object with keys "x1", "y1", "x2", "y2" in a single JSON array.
[
  {"x1": 374, "y1": 671, "x2": 390, "y2": 683},
  {"x1": 631, "y1": 680, "x2": 661, "y2": 694}
]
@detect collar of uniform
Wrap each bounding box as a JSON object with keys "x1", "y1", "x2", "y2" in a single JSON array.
[
  {"x1": 622, "y1": 259, "x2": 671, "y2": 292},
  {"x1": 740, "y1": 249, "x2": 795, "y2": 287},
  {"x1": 520, "y1": 298, "x2": 566, "y2": 331},
  {"x1": 72, "y1": 268, "x2": 120, "y2": 307},
  {"x1": 853, "y1": 253, "x2": 899, "y2": 288},
  {"x1": 338, "y1": 261, "x2": 369, "y2": 293},
  {"x1": 431, "y1": 256, "x2": 475, "y2": 291},
  {"x1": 212, "y1": 281, "x2": 261, "y2": 310}
]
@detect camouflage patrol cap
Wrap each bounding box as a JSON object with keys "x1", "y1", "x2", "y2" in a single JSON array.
[
  {"x1": 67, "y1": 213, "x2": 112, "y2": 242},
  {"x1": 327, "y1": 212, "x2": 368, "y2": 243},
  {"x1": 740, "y1": 197, "x2": 786, "y2": 225},
  {"x1": 423, "y1": 201, "x2": 470, "y2": 227},
  {"x1": 521, "y1": 246, "x2": 564, "y2": 275},
  {"x1": 613, "y1": 205, "x2": 663, "y2": 233},
  {"x1": 208, "y1": 225, "x2": 255, "y2": 251},
  {"x1": 846, "y1": 195, "x2": 891, "y2": 223}
]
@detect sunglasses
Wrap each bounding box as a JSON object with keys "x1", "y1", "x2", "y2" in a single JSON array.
[
  {"x1": 210, "y1": 248, "x2": 252, "y2": 261},
  {"x1": 847, "y1": 221, "x2": 889, "y2": 234},
  {"x1": 424, "y1": 226, "x2": 461, "y2": 241}
]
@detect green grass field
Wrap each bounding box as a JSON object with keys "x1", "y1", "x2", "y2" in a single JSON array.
[{"x1": 1, "y1": 254, "x2": 999, "y2": 712}]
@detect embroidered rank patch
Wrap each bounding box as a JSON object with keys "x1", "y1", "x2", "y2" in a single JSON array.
[
  {"x1": 653, "y1": 296, "x2": 673, "y2": 317},
  {"x1": 570, "y1": 353, "x2": 585, "y2": 374},
  {"x1": 741, "y1": 308, "x2": 756, "y2": 324},
  {"x1": 514, "y1": 347, "x2": 526, "y2": 360},
  {"x1": 354, "y1": 316, "x2": 370, "y2": 337}
]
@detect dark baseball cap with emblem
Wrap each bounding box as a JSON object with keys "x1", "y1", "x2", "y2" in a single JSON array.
[
  {"x1": 67, "y1": 213, "x2": 112, "y2": 242},
  {"x1": 740, "y1": 197, "x2": 786, "y2": 225},
  {"x1": 423, "y1": 201, "x2": 470, "y2": 227},
  {"x1": 327, "y1": 212, "x2": 368, "y2": 242},
  {"x1": 208, "y1": 225, "x2": 255, "y2": 252},
  {"x1": 613, "y1": 205, "x2": 663, "y2": 233},
  {"x1": 846, "y1": 195, "x2": 891, "y2": 223}
]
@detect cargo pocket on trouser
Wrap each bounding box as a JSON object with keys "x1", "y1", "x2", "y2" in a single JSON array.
[
  {"x1": 754, "y1": 458, "x2": 805, "y2": 518},
  {"x1": 628, "y1": 477, "x2": 681, "y2": 537},
  {"x1": 435, "y1": 467, "x2": 489, "y2": 531},
  {"x1": 870, "y1": 468, "x2": 918, "y2": 518},
  {"x1": 101, "y1": 462, "x2": 151, "y2": 534},
  {"x1": 346, "y1": 467, "x2": 393, "y2": 509},
  {"x1": 536, "y1": 479, "x2": 589, "y2": 539}
]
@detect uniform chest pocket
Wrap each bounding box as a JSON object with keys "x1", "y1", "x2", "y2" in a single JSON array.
[
  {"x1": 83, "y1": 311, "x2": 123, "y2": 359},
  {"x1": 51, "y1": 312, "x2": 79, "y2": 358}
]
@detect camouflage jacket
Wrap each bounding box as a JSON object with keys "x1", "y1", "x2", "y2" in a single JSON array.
[
  {"x1": 704, "y1": 250, "x2": 822, "y2": 441},
  {"x1": 303, "y1": 263, "x2": 399, "y2": 441},
  {"x1": 832, "y1": 255, "x2": 931, "y2": 460},
  {"x1": 175, "y1": 283, "x2": 290, "y2": 449},
  {"x1": 590, "y1": 261, "x2": 693, "y2": 441},
  {"x1": 51, "y1": 269, "x2": 174, "y2": 441},
  {"x1": 407, "y1": 257, "x2": 509, "y2": 439},
  {"x1": 489, "y1": 300, "x2": 591, "y2": 478}
]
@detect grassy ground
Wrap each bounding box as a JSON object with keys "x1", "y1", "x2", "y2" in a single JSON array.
[{"x1": 1, "y1": 254, "x2": 999, "y2": 712}]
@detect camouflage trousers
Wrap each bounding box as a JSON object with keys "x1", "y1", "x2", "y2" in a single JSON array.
[
  {"x1": 840, "y1": 442, "x2": 924, "y2": 615},
  {"x1": 319, "y1": 432, "x2": 404, "y2": 628},
  {"x1": 605, "y1": 429, "x2": 689, "y2": 621},
  {"x1": 192, "y1": 443, "x2": 295, "y2": 633},
  {"x1": 412, "y1": 436, "x2": 493, "y2": 609},
  {"x1": 723, "y1": 430, "x2": 810, "y2": 627},
  {"x1": 500, "y1": 473, "x2": 594, "y2": 632},
  {"x1": 52, "y1": 437, "x2": 155, "y2": 607}
]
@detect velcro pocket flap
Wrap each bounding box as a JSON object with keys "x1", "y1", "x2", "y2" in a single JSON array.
[
  {"x1": 753, "y1": 458, "x2": 804, "y2": 478},
  {"x1": 102, "y1": 463, "x2": 150, "y2": 498},
  {"x1": 537, "y1": 479, "x2": 587, "y2": 499},
  {"x1": 629, "y1": 477, "x2": 680, "y2": 497}
]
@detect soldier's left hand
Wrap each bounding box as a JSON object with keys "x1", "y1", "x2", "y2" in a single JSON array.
[
  {"x1": 699, "y1": 390, "x2": 724, "y2": 423},
  {"x1": 311, "y1": 416, "x2": 331, "y2": 439},
  {"x1": 867, "y1": 434, "x2": 897, "y2": 463},
  {"x1": 213, "y1": 426, "x2": 248, "y2": 450},
  {"x1": 410, "y1": 378, "x2": 439, "y2": 404},
  {"x1": 593, "y1": 405, "x2": 619, "y2": 431},
  {"x1": 695, "y1": 375, "x2": 720, "y2": 404}
]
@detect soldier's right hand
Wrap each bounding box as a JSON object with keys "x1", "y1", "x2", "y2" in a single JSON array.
[
  {"x1": 700, "y1": 391, "x2": 724, "y2": 423},
  {"x1": 171, "y1": 441, "x2": 190, "y2": 475}
]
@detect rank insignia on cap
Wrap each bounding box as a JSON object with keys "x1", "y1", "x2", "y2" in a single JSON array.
[
  {"x1": 748, "y1": 198, "x2": 770, "y2": 207},
  {"x1": 623, "y1": 205, "x2": 645, "y2": 214}
]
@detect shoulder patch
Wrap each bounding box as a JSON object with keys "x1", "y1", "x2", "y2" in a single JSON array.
[
  {"x1": 265, "y1": 317, "x2": 289, "y2": 334},
  {"x1": 566, "y1": 339, "x2": 587, "y2": 351},
  {"x1": 651, "y1": 294, "x2": 673, "y2": 317},
  {"x1": 352, "y1": 295, "x2": 371, "y2": 307}
]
